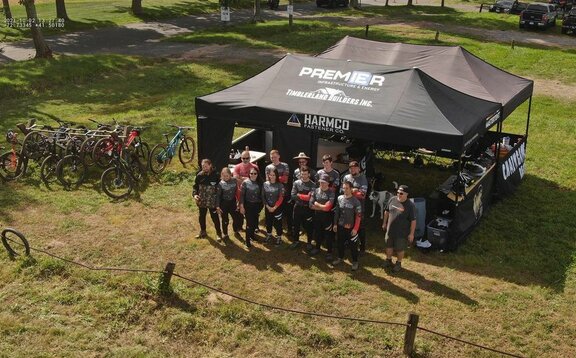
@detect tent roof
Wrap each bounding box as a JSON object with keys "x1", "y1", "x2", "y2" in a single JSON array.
[
  {"x1": 318, "y1": 36, "x2": 533, "y2": 119},
  {"x1": 196, "y1": 54, "x2": 501, "y2": 155}
]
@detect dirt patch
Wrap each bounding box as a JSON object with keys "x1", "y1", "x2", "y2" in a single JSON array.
[{"x1": 176, "y1": 44, "x2": 287, "y2": 64}]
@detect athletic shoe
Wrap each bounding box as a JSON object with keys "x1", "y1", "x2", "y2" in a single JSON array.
[
  {"x1": 265, "y1": 233, "x2": 273, "y2": 243},
  {"x1": 332, "y1": 258, "x2": 342, "y2": 266},
  {"x1": 351, "y1": 262, "x2": 359, "y2": 271},
  {"x1": 306, "y1": 243, "x2": 314, "y2": 252},
  {"x1": 222, "y1": 234, "x2": 230, "y2": 240},
  {"x1": 384, "y1": 258, "x2": 394, "y2": 268},
  {"x1": 216, "y1": 235, "x2": 223, "y2": 242},
  {"x1": 325, "y1": 254, "x2": 333, "y2": 262},
  {"x1": 275, "y1": 236, "x2": 282, "y2": 246},
  {"x1": 309, "y1": 248, "x2": 320, "y2": 256},
  {"x1": 195, "y1": 231, "x2": 207, "y2": 239},
  {"x1": 245, "y1": 240, "x2": 252, "y2": 248},
  {"x1": 393, "y1": 261, "x2": 402, "y2": 272}
]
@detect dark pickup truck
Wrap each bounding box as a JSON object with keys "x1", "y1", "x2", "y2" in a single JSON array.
[
  {"x1": 562, "y1": 7, "x2": 576, "y2": 33},
  {"x1": 489, "y1": 0, "x2": 527, "y2": 14},
  {"x1": 519, "y1": 3, "x2": 558, "y2": 28}
]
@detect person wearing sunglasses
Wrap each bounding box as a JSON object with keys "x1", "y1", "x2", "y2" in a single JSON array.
[
  {"x1": 239, "y1": 168, "x2": 263, "y2": 248},
  {"x1": 381, "y1": 185, "x2": 417, "y2": 273},
  {"x1": 193, "y1": 158, "x2": 222, "y2": 240},
  {"x1": 332, "y1": 181, "x2": 362, "y2": 271},
  {"x1": 262, "y1": 168, "x2": 285, "y2": 245},
  {"x1": 341, "y1": 160, "x2": 369, "y2": 254},
  {"x1": 233, "y1": 146, "x2": 259, "y2": 232},
  {"x1": 292, "y1": 152, "x2": 316, "y2": 182}
]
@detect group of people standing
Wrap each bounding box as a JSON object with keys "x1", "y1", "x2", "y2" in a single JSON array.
[{"x1": 193, "y1": 148, "x2": 416, "y2": 272}]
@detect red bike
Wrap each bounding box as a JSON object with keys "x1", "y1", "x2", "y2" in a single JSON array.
[{"x1": 0, "y1": 130, "x2": 26, "y2": 182}]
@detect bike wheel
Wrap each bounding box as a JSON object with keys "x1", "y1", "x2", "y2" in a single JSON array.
[
  {"x1": 79, "y1": 137, "x2": 97, "y2": 167},
  {"x1": 149, "y1": 144, "x2": 169, "y2": 174},
  {"x1": 101, "y1": 166, "x2": 133, "y2": 199},
  {"x1": 0, "y1": 151, "x2": 26, "y2": 181},
  {"x1": 1, "y1": 228, "x2": 30, "y2": 257},
  {"x1": 56, "y1": 154, "x2": 87, "y2": 188},
  {"x1": 178, "y1": 136, "x2": 196, "y2": 166},
  {"x1": 40, "y1": 154, "x2": 59, "y2": 185},
  {"x1": 21, "y1": 131, "x2": 46, "y2": 162},
  {"x1": 93, "y1": 137, "x2": 114, "y2": 168}
]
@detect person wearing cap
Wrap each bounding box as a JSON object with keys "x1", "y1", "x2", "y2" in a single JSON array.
[
  {"x1": 381, "y1": 184, "x2": 417, "y2": 273},
  {"x1": 341, "y1": 160, "x2": 369, "y2": 253},
  {"x1": 332, "y1": 181, "x2": 362, "y2": 271},
  {"x1": 315, "y1": 154, "x2": 340, "y2": 191},
  {"x1": 266, "y1": 149, "x2": 292, "y2": 235},
  {"x1": 233, "y1": 146, "x2": 259, "y2": 233},
  {"x1": 262, "y1": 168, "x2": 285, "y2": 245},
  {"x1": 309, "y1": 174, "x2": 336, "y2": 258},
  {"x1": 239, "y1": 167, "x2": 263, "y2": 248},
  {"x1": 193, "y1": 159, "x2": 222, "y2": 240},
  {"x1": 289, "y1": 166, "x2": 316, "y2": 249},
  {"x1": 293, "y1": 152, "x2": 317, "y2": 182}
]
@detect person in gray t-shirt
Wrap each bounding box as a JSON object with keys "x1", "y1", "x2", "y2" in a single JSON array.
[{"x1": 382, "y1": 184, "x2": 416, "y2": 273}]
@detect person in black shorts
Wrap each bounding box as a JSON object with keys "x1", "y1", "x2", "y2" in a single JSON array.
[{"x1": 382, "y1": 184, "x2": 416, "y2": 272}]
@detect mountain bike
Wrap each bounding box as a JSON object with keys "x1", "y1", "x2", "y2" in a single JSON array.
[
  {"x1": 100, "y1": 133, "x2": 145, "y2": 199},
  {"x1": 148, "y1": 125, "x2": 195, "y2": 174},
  {"x1": 0, "y1": 130, "x2": 26, "y2": 181}
]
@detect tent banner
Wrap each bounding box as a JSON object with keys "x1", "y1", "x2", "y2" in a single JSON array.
[
  {"x1": 450, "y1": 168, "x2": 494, "y2": 249},
  {"x1": 496, "y1": 138, "x2": 527, "y2": 196}
]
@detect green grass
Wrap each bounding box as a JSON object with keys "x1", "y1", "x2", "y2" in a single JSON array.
[
  {"x1": 0, "y1": 0, "x2": 225, "y2": 42},
  {"x1": 170, "y1": 19, "x2": 576, "y2": 84},
  {"x1": 1, "y1": 17, "x2": 576, "y2": 358}
]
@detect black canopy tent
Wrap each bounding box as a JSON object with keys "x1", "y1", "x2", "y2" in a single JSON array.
[
  {"x1": 318, "y1": 36, "x2": 533, "y2": 121},
  {"x1": 196, "y1": 54, "x2": 502, "y2": 172},
  {"x1": 195, "y1": 46, "x2": 532, "y2": 249}
]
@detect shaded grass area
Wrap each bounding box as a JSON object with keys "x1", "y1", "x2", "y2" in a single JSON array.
[
  {"x1": 0, "y1": 0, "x2": 225, "y2": 42},
  {"x1": 0, "y1": 41, "x2": 575, "y2": 356},
  {"x1": 170, "y1": 19, "x2": 576, "y2": 84}
]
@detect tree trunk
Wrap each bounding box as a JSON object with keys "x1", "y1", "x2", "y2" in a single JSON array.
[
  {"x1": 252, "y1": 0, "x2": 263, "y2": 23},
  {"x1": 407, "y1": 0, "x2": 413, "y2": 6},
  {"x1": 350, "y1": 0, "x2": 359, "y2": 8},
  {"x1": 385, "y1": 0, "x2": 389, "y2": 6},
  {"x1": 21, "y1": 0, "x2": 53, "y2": 59},
  {"x1": 55, "y1": 0, "x2": 69, "y2": 20},
  {"x1": 131, "y1": 0, "x2": 143, "y2": 15},
  {"x1": 3, "y1": 0, "x2": 12, "y2": 19},
  {"x1": 441, "y1": 0, "x2": 445, "y2": 7}
]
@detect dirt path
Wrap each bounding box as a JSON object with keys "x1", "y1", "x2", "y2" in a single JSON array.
[{"x1": 2, "y1": 2, "x2": 575, "y2": 99}]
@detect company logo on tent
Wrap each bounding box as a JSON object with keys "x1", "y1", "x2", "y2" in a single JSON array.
[
  {"x1": 298, "y1": 67, "x2": 385, "y2": 87},
  {"x1": 286, "y1": 88, "x2": 373, "y2": 107},
  {"x1": 287, "y1": 113, "x2": 301, "y2": 127}
]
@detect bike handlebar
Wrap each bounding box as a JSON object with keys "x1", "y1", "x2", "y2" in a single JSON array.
[{"x1": 168, "y1": 124, "x2": 194, "y2": 130}]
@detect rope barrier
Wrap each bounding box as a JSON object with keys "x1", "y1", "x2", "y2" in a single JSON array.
[
  {"x1": 173, "y1": 272, "x2": 408, "y2": 328},
  {"x1": 1, "y1": 229, "x2": 526, "y2": 358}
]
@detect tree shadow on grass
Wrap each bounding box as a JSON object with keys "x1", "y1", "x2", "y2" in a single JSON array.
[
  {"x1": 411, "y1": 174, "x2": 576, "y2": 293},
  {"x1": 112, "y1": 1, "x2": 217, "y2": 22},
  {"x1": 0, "y1": 181, "x2": 37, "y2": 223}
]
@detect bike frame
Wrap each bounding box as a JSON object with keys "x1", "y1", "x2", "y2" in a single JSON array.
[{"x1": 164, "y1": 128, "x2": 186, "y2": 158}]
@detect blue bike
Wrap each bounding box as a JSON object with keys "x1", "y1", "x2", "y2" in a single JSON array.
[{"x1": 148, "y1": 125, "x2": 195, "y2": 174}]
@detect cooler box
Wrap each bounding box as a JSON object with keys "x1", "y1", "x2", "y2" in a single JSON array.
[
  {"x1": 426, "y1": 217, "x2": 452, "y2": 249},
  {"x1": 411, "y1": 197, "x2": 426, "y2": 239}
]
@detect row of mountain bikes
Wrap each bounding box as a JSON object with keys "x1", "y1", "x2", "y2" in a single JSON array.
[{"x1": 0, "y1": 118, "x2": 196, "y2": 199}]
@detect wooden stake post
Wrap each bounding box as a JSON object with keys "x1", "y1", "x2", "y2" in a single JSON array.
[{"x1": 403, "y1": 313, "x2": 419, "y2": 356}]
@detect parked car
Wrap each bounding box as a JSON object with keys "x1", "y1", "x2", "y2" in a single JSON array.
[
  {"x1": 561, "y1": 7, "x2": 576, "y2": 33},
  {"x1": 316, "y1": 0, "x2": 349, "y2": 8},
  {"x1": 519, "y1": 3, "x2": 558, "y2": 28},
  {"x1": 489, "y1": 0, "x2": 527, "y2": 14}
]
